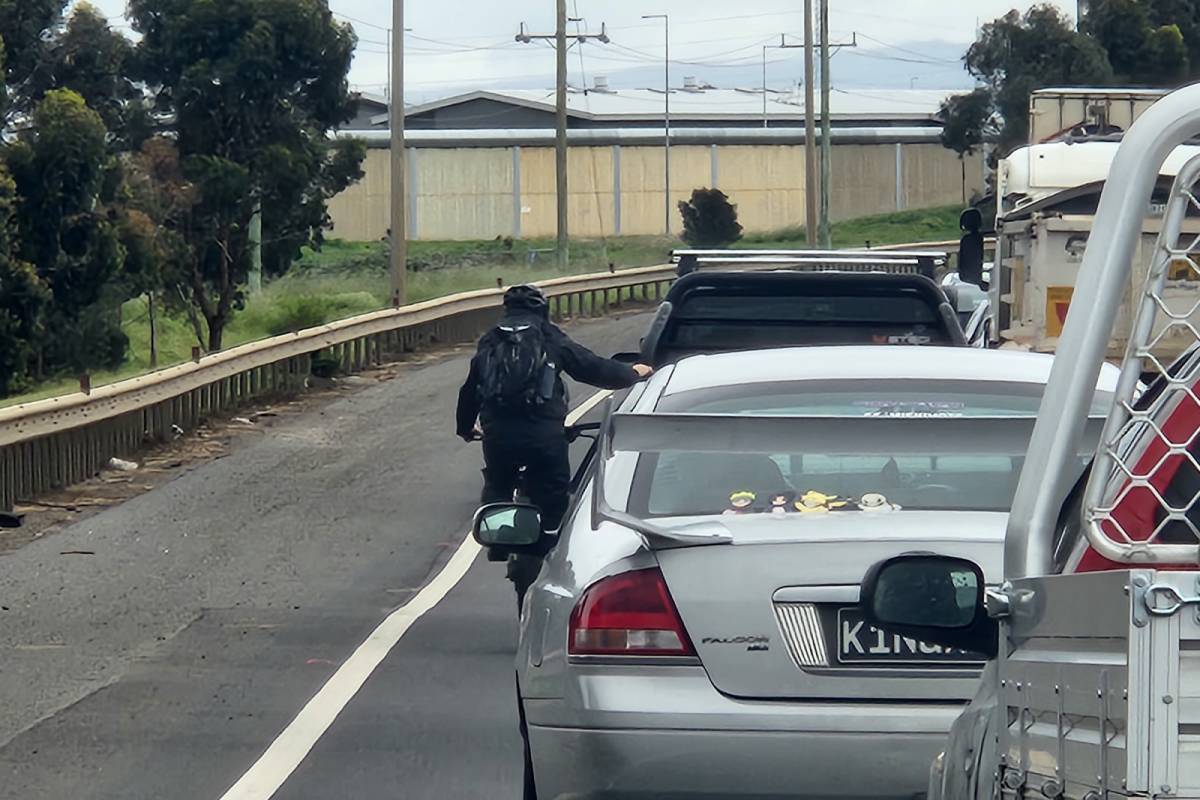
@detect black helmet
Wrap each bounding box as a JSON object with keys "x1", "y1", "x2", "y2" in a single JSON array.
[{"x1": 503, "y1": 284, "x2": 548, "y2": 313}]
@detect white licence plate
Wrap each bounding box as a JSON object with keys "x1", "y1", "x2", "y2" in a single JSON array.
[{"x1": 836, "y1": 607, "x2": 985, "y2": 665}]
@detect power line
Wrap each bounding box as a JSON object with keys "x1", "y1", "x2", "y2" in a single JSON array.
[
  {"x1": 513, "y1": 8, "x2": 612, "y2": 267},
  {"x1": 330, "y1": 8, "x2": 390, "y2": 32},
  {"x1": 616, "y1": 35, "x2": 780, "y2": 63},
  {"x1": 609, "y1": 9, "x2": 805, "y2": 32},
  {"x1": 571, "y1": 3, "x2": 612, "y2": 243},
  {"x1": 842, "y1": 49, "x2": 962, "y2": 67},
  {"x1": 606, "y1": 38, "x2": 782, "y2": 68},
  {"x1": 854, "y1": 33, "x2": 960, "y2": 63},
  {"x1": 408, "y1": 33, "x2": 518, "y2": 52},
  {"x1": 833, "y1": 87, "x2": 951, "y2": 107},
  {"x1": 593, "y1": 49, "x2": 798, "y2": 70}
]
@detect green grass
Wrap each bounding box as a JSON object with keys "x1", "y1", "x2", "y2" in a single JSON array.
[
  {"x1": 1, "y1": 206, "x2": 961, "y2": 407},
  {"x1": 739, "y1": 205, "x2": 962, "y2": 249}
]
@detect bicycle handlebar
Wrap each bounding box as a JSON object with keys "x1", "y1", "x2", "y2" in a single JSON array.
[{"x1": 467, "y1": 420, "x2": 601, "y2": 444}]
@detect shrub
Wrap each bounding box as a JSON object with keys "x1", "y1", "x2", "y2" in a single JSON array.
[
  {"x1": 262, "y1": 292, "x2": 381, "y2": 337},
  {"x1": 266, "y1": 295, "x2": 331, "y2": 336},
  {"x1": 678, "y1": 188, "x2": 743, "y2": 247}
]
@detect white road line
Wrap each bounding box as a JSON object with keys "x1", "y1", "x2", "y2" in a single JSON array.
[
  {"x1": 216, "y1": 391, "x2": 609, "y2": 800},
  {"x1": 217, "y1": 535, "x2": 480, "y2": 800},
  {"x1": 569, "y1": 388, "x2": 612, "y2": 420}
]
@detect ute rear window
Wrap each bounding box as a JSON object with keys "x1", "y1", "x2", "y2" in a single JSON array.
[
  {"x1": 675, "y1": 294, "x2": 939, "y2": 324},
  {"x1": 658, "y1": 323, "x2": 951, "y2": 355}
]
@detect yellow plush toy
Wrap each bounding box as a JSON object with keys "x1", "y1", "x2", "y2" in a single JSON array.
[
  {"x1": 723, "y1": 490, "x2": 756, "y2": 515},
  {"x1": 794, "y1": 490, "x2": 850, "y2": 513}
]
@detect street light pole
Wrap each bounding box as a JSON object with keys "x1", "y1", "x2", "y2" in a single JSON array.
[
  {"x1": 389, "y1": 0, "x2": 406, "y2": 306},
  {"x1": 762, "y1": 45, "x2": 768, "y2": 128},
  {"x1": 643, "y1": 14, "x2": 670, "y2": 234}
]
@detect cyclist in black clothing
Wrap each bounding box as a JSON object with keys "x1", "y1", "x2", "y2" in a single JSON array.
[{"x1": 455, "y1": 285, "x2": 653, "y2": 532}]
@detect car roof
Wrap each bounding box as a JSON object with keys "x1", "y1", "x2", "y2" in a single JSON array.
[{"x1": 660, "y1": 345, "x2": 1123, "y2": 396}]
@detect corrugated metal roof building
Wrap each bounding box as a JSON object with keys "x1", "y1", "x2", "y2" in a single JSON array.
[
  {"x1": 342, "y1": 82, "x2": 956, "y2": 131},
  {"x1": 328, "y1": 83, "x2": 981, "y2": 242}
]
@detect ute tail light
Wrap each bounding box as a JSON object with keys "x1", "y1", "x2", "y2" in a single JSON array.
[{"x1": 568, "y1": 567, "x2": 696, "y2": 657}]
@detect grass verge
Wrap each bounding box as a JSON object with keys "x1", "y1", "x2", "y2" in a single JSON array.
[{"x1": 2, "y1": 205, "x2": 960, "y2": 407}]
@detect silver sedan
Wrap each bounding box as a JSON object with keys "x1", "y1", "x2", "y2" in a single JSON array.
[{"x1": 483, "y1": 345, "x2": 1120, "y2": 800}]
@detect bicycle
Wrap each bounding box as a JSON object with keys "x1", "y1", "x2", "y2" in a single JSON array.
[{"x1": 470, "y1": 421, "x2": 601, "y2": 610}]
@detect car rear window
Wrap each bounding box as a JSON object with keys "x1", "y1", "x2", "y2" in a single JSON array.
[
  {"x1": 656, "y1": 379, "x2": 1115, "y2": 417},
  {"x1": 627, "y1": 380, "x2": 1111, "y2": 517},
  {"x1": 634, "y1": 448, "x2": 1033, "y2": 516}
]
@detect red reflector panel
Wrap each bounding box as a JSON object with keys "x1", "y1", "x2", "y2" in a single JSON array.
[{"x1": 568, "y1": 568, "x2": 696, "y2": 657}]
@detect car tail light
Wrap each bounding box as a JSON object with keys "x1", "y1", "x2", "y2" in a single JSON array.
[{"x1": 568, "y1": 567, "x2": 696, "y2": 657}]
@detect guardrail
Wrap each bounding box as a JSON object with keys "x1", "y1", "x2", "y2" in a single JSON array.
[{"x1": 0, "y1": 239, "x2": 968, "y2": 513}]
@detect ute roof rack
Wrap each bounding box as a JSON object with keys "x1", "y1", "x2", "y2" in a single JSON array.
[{"x1": 670, "y1": 248, "x2": 948, "y2": 279}]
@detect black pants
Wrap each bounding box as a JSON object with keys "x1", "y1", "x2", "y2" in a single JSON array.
[{"x1": 481, "y1": 424, "x2": 571, "y2": 531}]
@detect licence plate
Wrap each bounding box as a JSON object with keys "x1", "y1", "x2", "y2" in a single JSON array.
[{"x1": 836, "y1": 607, "x2": 985, "y2": 665}]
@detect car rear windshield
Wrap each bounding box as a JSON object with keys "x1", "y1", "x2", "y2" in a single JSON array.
[
  {"x1": 656, "y1": 379, "x2": 1114, "y2": 417},
  {"x1": 627, "y1": 380, "x2": 1111, "y2": 516},
  {"x1": 630, "y1": 448, "x2": 1040, "y2": 516}
]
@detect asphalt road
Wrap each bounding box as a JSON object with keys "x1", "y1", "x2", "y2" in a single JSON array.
[{"x1": 0, "y1": 311, "x2": 650, "y2": 800}]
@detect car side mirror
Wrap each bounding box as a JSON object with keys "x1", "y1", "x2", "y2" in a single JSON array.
[
  {"x1": 860, "y1": 553, "x2": 998, "y2": 659},
  {"x1": 472, "y1": 503, "x2": 544, "y2": 549},
  {"x1": 611, "y1": 351, "x2": 640, "y2": 364}
]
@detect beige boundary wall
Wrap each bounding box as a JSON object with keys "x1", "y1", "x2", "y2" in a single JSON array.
[{"x1": 328, "y1": 139, "x2": 984, "y2": 242}]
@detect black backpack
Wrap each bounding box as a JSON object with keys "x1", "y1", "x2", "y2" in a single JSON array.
[{"x1": 477, "y1": 322, "x2": 553, "y2": 408}]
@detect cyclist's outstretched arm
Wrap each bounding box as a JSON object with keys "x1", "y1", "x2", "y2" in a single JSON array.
[
  {"x1": 558, "y1": 337, "x2": 650, "y2": 389},
  {"x1": 455, "y1": 356, "x2": 482, "y2": 441}
]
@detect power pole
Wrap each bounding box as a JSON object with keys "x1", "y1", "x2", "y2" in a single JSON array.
[
  {"x1": 516, "y1": 17, "x2": 610, "y2": 268},
  {"x1": 389, "y1": 0, "x2": 406, "y2": 306},
  {"x1": 642, "y1": 14, "x2": 670, "y2": 234},
  {"x1": 803, "y1": 0, "x2": 817, "y2": 247},
  {"x1": 555, "y1": 0, "x2": 568, "y2": 267},
  {"x1": 818, "y1": 23, "x2": 856, "y2": 249},
  {"x1": 818, "y1": 0, "x2": 831, "y2": 249},
  {"x1": 762, "y1": 35, "x2": 804, "y2": 129}
]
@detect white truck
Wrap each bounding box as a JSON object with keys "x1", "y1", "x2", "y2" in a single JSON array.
[
  {"x1": 990, "y1": 88, "x2": 1200, "y2": 368},
  {"x1": 863, "y1": 83, "x2": 1200, "y2": 800}
]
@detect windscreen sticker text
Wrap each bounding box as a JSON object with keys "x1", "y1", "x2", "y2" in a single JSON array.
[
  {"x1": 871, "y1": 332, "x2": 932, "y2": 345},
  {"x1": 856, "y1": 400, "x2": 965, "y2": 417}
]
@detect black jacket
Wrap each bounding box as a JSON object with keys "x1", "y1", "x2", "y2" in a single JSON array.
[{"x1": 456, "y1": 313, "x2": 639, "y2": 438}]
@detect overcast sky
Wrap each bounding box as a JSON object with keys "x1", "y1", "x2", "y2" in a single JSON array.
[{"x1": 86, "y1": 1, "x2": 1079, "y2": 99}]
